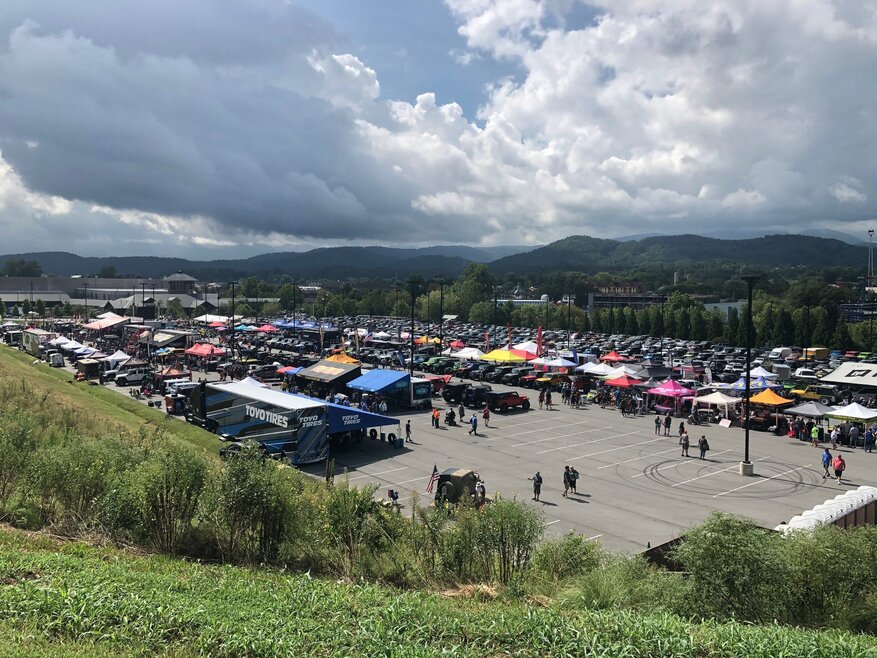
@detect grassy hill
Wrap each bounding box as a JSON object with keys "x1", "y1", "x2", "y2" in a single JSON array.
[{"x1": 0, "y1": 527, "x2": 873, "y2": 658}]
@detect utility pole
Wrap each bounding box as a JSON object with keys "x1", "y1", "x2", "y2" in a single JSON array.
[
  {"x1": 438, "y1": 279, "x2": 445, "y2": 346},
  {"x1": 82, "y1": 282, "x2": 89, "y2": 320},
  {"x1": 408, "y1": 278, "x2": 418, "y2": 377},
  {"x1": 566, "y1": 294, "x2": 574, "y2": 349},
  {"x1": 151, "y1": 284, "x2": 157, "y2": 320}
]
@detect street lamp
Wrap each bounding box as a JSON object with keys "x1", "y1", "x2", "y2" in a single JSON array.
[
  {"x1": 566, "y1": 294, "x2": 574, "y2": 349},
  {"x1": 438, "y1": 278, "x2": 446, "y2": 346},
  {"x1": 408, "y1": 277, "x2": 419, "y2": 377},
  {"x1": 229, "y1": 281, "x2": 237, "y2": 362},
  {"x1": 82, "y1": 282, "x2": 89, "y2": 320},
  {"x1": 740, "y1": 274, "x2": 759, "y2": 476}
]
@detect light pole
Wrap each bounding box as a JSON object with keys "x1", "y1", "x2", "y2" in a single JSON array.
[
  {"x1": 408, "y1": 278, "x2": 418, "y2": 377},
  {"x1": 869, "y1": 229, "x2": 874, "y2": 348},
  {"x1": 740, "y1": 274, "x2": 758, "y2": 476},
  {"x1": 82, "y1": 282, "x2": 89, "y2": 320},
  {"x1": 438, "y1": 278, "x2": 445, "y2": 346},
  {"x1": 566, "y1": 294, "x2": 574, "y2": 349},
  {"x1": 229, "y1": 281, "x2": 237, "y2": 362}
]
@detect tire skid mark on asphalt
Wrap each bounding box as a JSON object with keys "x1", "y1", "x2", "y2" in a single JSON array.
[
  {"x1": 566, "y1": 436, "x2": 666, "y2": 461},
  {"x1": 712, "y1": 464, "x2": 814, "y2": 498},
  {"x1": 597, "y1": 445, "x2": 682, "y2": 469},
  {"x1": 670, "y1": 457, "x2": 769, "y2": 488},
  {"x1": 630, "y1": 448, "x2": 735, "y2": 478}
]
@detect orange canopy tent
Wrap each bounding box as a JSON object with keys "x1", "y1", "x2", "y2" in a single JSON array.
[
  {"x1": 325, "y1": 353, "x2": 360, "y2": 364},
  {"x1": 749, "y1": 389, "x2": 794, "y2": 406},
  {"x1": 600, "y1": 351, "x2": 628, "y2": 362}
]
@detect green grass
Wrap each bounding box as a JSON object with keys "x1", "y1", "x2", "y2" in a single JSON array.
[
  {"x1": 0, "y1": 346, "x2": 218, "y2": 454},
  {"x1": 0, "y1": 528, "x2": 874, "y2": 658}
]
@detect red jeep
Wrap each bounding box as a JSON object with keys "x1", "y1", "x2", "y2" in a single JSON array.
[{"x1": 487, "y1": 391, "x2": 530, "y2": 412}]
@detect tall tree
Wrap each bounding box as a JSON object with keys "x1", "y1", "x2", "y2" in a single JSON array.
[
  {"x1": 830, "y1": 317, "x2": 852, "y2": 350},
  {"x1": 1, "y1": 258, "x2": 42, "y2": 277}
]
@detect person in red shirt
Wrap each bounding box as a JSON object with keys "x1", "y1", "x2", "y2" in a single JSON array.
[
  {"x1": 482, "y1": 407, "x2": 490, "y2": 428},
  {"x1": 832, "y1": 454, "x2": 846, "y2": 485}
]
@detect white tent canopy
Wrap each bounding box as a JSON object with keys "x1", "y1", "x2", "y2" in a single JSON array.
[
  {"x1": 604, "y1": 364, "x2": 642, "y2": 378},
  {"x1": 103, "y1": 350, "x2": 132, "y2": 367},
  {"x1": 372, "y1": 331, "x2": 392, "y2": 339},
  {"x1": 48, "y1": 336, "x2": 70, "y2": 347},
  {"x1": 543, "y1": 357, "x2": 577, "y2": 368},
  {"x1": 826, "y1": 402, "x2": 877, "y2": 422},
  {"x1": 451, "y1": 347, "x2": 486, "y2": 360},
  {"x1": 694, "y1": 391, "x2": 741, "y2": 406},
  {"x1": 194, "y1": 314, "x2": 228, "y2": 323},
  {"x1": 239, "y1": 376, "x2": 269, "y2": 388},
  {"x1": 747, "y1": 366, "x2": 779, "y2": 380},
  {"x1": 514, "y1": 340, "x2": 540, "y2": 353},
  {"x1": 576, "y1": 362, "x2": 617, "y2": 376},
  {"x1": 60, "y1": 340, "x2": 83, "y2": 350}
]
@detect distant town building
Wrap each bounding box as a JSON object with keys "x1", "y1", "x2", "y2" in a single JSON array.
[{"x1": 596, "y1": 281, "x2": 643, "y2": 296}]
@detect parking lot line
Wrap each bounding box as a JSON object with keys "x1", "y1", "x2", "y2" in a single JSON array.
[
  {"x1": 544, "y1": 520, "x2": 560, "y2": 526},
  {"x1": 502, "y1": 418, "x2": 601, "y2": 441},
  {"x1": 630, "y1": 448, "x2": 735, "y2": 478},
  {"x1": 712, "y1": 464, "x2": 813, "y2": 498},
  {"x1": 597, "y1": 446, "x2": 681, "y2": 469},
  {"x1": 395, "y1": 475, "x2": 429, "y2": 485},
  {"x1": 567, "y1": 436, "x2": 664, "y2": 461},
  {"x1": 510, "y1": 424, "x2": 615, "y2": 447},
  {"x1": 670, "y1": 457, "x2": 768, "y2": 488},
  {"x1": 536, "y1": 430, "x2": 640, "y2": 454},
  {"x1": 587, "y1": 534, "x2": 604, "y2": 541},
  {"x1": 347, "y1": 466, "x2": 408, "y2": 481}
]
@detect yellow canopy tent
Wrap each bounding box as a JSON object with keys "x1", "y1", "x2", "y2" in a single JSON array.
[
  {"x1": 414, "y1": 336, "x2": 442, "y2": 345},
  {"x1": 480, "y1": 349, "x2": 526, "y2": 362}
]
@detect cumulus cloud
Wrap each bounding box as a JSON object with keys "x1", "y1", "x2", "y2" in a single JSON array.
[{"x1": 0, "y1": 0, "x2": 875, "y2": 256}]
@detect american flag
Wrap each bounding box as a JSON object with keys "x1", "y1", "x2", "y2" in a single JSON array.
[{"x1": 425, "y1": 464, "x2": 440, "y2": 493}]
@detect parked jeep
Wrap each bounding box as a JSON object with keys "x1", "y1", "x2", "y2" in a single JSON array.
[{"x1": 486, "y1": 390, "x2": 530, "y2": 412}]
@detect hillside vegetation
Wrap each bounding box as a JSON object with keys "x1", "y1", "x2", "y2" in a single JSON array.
[{"x1": 0, "y1": 528, "x2": 875, "y2": 658}]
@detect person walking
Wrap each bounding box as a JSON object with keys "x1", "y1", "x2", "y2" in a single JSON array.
[
  {"x1": 468, "y1": 413, "x2": 478, "y2": 436},
  {"x1": 865, "y1": 427, "x2": 875, "y2": 453},
  {"x1": 678, "y1": 421, "x2": 686, "y2": 439},
  {"x1": 562, "y1": 466, "x2": 571, "y2": 498},
  {"x1": 821, "y1": 448, "x2": 833, "y2": 479},
  {"x1": 482, "y1": 407, "x2": 490, "y2": 428},
  {"x1": 405, "y1": 420, "x2": 412, "y2": 443},
  {"x1": 538, "y1": 389, "x2": 545, "y2": 410},
  {"x1": 833, "y1": 453, "x2": 846, "y2": 484},
  {"x1": 663, "y1": 412, "x2": 672, "y2": 436},
  {"x1": 697, "y1": 435, "x2": 710, "y2": 459},
  {"x1": 569, "y1": 466, "x2": 579, "y2": 494},
  {"x1": 458, "y1": 402, "x2": 465, "y2": 422},
  {"x1": 529, "y1": 471, "x2": 543, "y2": 501},
  {"x1": 830, "y1": 427, "x2": 838, "y2": 450},
  {"x1": 654, "y1": 415, "x2": 662, "y2": 435},
  {"x1": 545, "y1": 390, "x2": 553, "y2": 410},
  {"x1": 811, "y1": 424, "x2": 820, "y2": 447},
  {"x1": 680, "y1": 432, "x2": 690, "y2": 457}
]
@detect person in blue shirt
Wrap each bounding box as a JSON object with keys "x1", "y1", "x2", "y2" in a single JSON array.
[{"x1": 821, "y1": 448, "x2": 833, "y2": 479}]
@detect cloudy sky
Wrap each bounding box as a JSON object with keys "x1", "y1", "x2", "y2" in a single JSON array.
[{"x1": 0, "y1": 0, "x2": 875, "y2": 258}]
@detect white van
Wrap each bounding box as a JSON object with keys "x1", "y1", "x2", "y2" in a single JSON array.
[
  {"x1": 768, "y1": 347, "x2": 792, "y2": 360},
  {"x1": 115, "y1": 367, "x2": 152, "y2": 387}
]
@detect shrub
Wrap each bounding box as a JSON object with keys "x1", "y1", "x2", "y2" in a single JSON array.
[
  {"x1": 672, "y1": 513, "x2": 792, "y2": 623},
  {"x1": 528, "y1": 531, "x2": 601, "y2": 595},
  {"x1": 130, "y1": 442, "x2": 208, "y2": 554}
]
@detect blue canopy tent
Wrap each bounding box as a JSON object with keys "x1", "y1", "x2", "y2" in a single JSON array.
[
  {"x1": 348, "y1": 370, "x2": 410, "y2": 393},
  {"x1": 728, "y1": 376, "x2": 783, "y2": 392}
]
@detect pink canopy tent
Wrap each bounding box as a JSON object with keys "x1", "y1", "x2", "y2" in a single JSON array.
[
  {"x1": 647, "y1": 379, "x2": 695, "y2": 397},
  {"x1": 207, "y1": 321, "x2": 225, "y2": 328},
  {"x1": 600, "y1": 350, "x2": 628, "y2": 362},
  {"x1": 256, "y1": 324, "x2": 279, "y2": 333}
]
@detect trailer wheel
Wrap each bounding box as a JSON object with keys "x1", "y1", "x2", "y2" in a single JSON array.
[{"x1": 369, "y1": 429, "x2": 378, "y2": 440}]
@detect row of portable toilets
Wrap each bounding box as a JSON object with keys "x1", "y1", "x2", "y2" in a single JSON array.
[{"x1": 776, "y1": 486, "x2": 877, "y2": 534}]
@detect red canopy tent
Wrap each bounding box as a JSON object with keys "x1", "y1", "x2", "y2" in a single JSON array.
[
  {"x1": 600, "y1": 351, "x2": 628, "y2": 362},
  {"x1": 256, "y1": 324, "x2": 279, "y2": 333},
  {"x1": 510, "y1": 348, "x2": 538, "y2": 361},
  {"x1": 604, "y1": 375, "x2": 643, "y2": 388},
  {"x1": 207, "y1": 321, "x2": 225, "y2": 328},
  {"x1": 184, "y1": 343, "x2": 226, "y2": 357},
  {"x1": 449, "y1": 339, "x2": 466, "y2": 349}
]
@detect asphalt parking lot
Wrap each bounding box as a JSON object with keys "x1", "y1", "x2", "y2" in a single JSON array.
[
  {"x1": 76, "y1": 362, "x2": 877, "y2": 554},
  {"x1": 313, "y1": 376, "x2": 877, "y2": 553}
]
